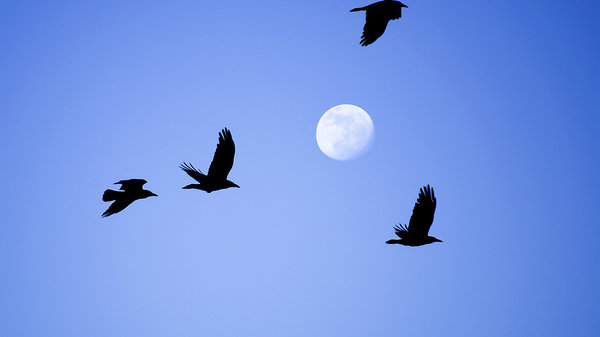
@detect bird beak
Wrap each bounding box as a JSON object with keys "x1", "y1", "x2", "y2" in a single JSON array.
[
  {"x1": 151, "y1": 193, "x2": 158, "y2": 197},
  {"x1": 436, "y1": 239, "x2": 443, "y2": 243}
]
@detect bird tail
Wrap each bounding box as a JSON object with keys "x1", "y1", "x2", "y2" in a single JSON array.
[
  {"x1": 102, "y1": 189, "x2": 120, "y2": 202},
  {"x1": 350, "y1": 7, "x2": 365, "y2": 12}
]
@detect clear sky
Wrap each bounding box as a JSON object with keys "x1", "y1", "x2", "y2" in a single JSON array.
[{"x1": 1, "y1": 1, "x2": 599, "y2": 336}]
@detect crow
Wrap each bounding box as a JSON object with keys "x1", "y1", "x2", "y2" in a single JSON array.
[
  {"x1": 102, "y1": 179, "x2": 157, "y2": 217},
  {"x1": 350, "y1": 0, "x2": 408, "y2": 46},
  {"x1": 386, "y1": 185, "x2": 442, "y2": 246},
  {"x1": 180, "y1": 127, "x2": 239, "y2": 193}
]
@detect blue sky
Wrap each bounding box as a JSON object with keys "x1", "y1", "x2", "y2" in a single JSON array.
[{"x1": 1, "y1": 1, "x2": 599, "y2": 336}]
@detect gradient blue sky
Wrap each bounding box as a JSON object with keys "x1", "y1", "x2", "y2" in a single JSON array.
[{"x1": 1, "y1": 1, "x2": 599, "y2": 336}]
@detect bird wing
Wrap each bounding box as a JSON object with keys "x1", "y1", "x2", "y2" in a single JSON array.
[
  {"x1": 115, "y1": 179, "x2": 147, "y2": 192},
  {"x1": 102, "y1": 199, "x2": 133, "y2": 217},
  {"x1": 207, "y1": 128, "x2": 235, "y2": 180},
  {"x1": 407, "y1": 185, "x2": 436, "y2": 237},
  {"x1": 180, "y1": 162, "x2": 206, "y2": 183},
  {"x1": 393, "y1": 224, "x2": 409, "y2": 239},
  {"x1": 359, "y1": 10, "x2": 390, "y2": 46}
]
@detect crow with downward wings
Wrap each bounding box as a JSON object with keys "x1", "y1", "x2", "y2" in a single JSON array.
[
  {"x1": 351, "y1": 0, "x2": 408, "y2": 46},
  {"x1": 102, "y1": 179, "x2": 157, "y2": 217}
]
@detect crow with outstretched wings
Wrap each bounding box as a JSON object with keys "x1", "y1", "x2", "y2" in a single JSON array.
[
  {"x1": 180, "y1": 128, "x2": 239, "y2": 193},
  {"x1": 386, "y1": 185, "x2": 442, "y2": 246}
]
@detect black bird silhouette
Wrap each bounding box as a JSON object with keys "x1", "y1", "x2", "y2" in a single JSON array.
[
  {"x1": 350, "y1": 0, "x2": 408, "y2": 46},
  {"x1": 102, "y1": 179, "x2": 157, "y2": 217},
  {"x1": 386, "y1": 185, "x2": 442, "y2": 246},
  {"x1": 180, "y1": 127, "x2": 239, "y2": 193}
]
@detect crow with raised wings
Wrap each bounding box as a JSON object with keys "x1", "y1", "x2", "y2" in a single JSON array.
[
  {"x1": 102, "y1": 179, "x2": 157, "y2": 217},
  {"x1": 180, "y1": 128, "x2": 239, "y2": 193},
  {"x1": 386, "y1": 185, "x2": 442, "y2": 246},
  {"x1": 350, "y1": 0, "x2": 408, "y2": 46}
]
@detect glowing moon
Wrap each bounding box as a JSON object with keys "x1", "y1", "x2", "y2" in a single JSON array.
[{"x1": 316, "y1": 104, "x2": 375, "y2": 160}]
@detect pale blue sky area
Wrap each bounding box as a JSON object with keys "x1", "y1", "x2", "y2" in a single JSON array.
[{"x1": 1, "y1": 1, "x2": 599, "y2": 336}]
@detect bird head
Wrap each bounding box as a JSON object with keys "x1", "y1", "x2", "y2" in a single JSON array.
[
  {"x1": 142, "y1": 191, "x2": 158, "y2": 198},
  {"x1": 227, "y1": 181, "x2": 240, "y2": 189}
]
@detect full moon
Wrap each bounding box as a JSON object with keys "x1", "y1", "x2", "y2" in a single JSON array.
[{"x1": 316, "y1": 104, "x2": 375, "y2": 160}]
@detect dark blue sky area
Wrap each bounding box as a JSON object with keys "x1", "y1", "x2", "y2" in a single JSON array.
[{"x1": 1, "y1": 1, "x2": 599, "y2": 336}]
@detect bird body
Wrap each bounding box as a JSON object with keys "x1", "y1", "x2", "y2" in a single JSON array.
[
  {"x1": 350, "y1": 0, "x2": 408, "y2": 46},
  {"x1": 102, "y1": 179, "x2": 157, "y2": 217},
  {"x1": 386, "y1": 185, "x2": 442, "y2": 246},
  {"x1": 180, "y1": 128, "x2": 239, "y2": 193}
]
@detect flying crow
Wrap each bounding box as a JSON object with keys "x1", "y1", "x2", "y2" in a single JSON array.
[
  {"x1": 386, "y1": 185, "x2": 442, "y2": 246},
  {"x1": 102, "y1": 179, "x2": 157, "y2": 217},
  {"x1": 350, "y1": 0, "x2": 408, "y2": 46},
  {"x1": 180, "y1": 127, "x2": 239, "y2": 193}
]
